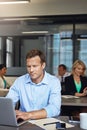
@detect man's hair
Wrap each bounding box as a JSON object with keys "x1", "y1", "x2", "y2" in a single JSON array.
[
  {"x1": 26, "y1": 49, "x2": 46, "y2": 63},
  {"x1": 59, "y1": 64, "x2": 67, "y2": 70}
]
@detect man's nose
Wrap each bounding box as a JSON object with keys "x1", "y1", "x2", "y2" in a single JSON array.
[{"x1": 30, "y1": 67, "x2": 34, "y2": 72}]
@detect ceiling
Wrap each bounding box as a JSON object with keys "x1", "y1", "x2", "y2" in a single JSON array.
[
  {"x1": 0, "y1": 0, "x2": 87, "y2": 17},
  {"x1": 0, "y1": 14, "x2": 87, "y2": 36},
  {"x1": 0, "y1": 0, "x2": 87, "y2": 36}
]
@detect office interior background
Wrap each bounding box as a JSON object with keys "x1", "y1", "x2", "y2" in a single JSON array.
[{"x1": 0, "y1": 0, "x2": 87, "y2": 76}]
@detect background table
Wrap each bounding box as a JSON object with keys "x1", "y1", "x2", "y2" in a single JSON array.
[
  {"x1": 61, "y1": 96, "x2": 87, "y2": 116},
  {"x1": 62, "y1": 96, "x2": 87, "y2": 106}
]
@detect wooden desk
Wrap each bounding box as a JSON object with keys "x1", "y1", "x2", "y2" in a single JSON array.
[
  {"x1": 62, "y1": 96, "x2": 87, "y2": 107},
  {"x1": 58, "y1": 116, "x2": 81, "y2": 130},
  {"x1": 0, "y1": 117, "x2": 82, "y2": 130},
  {"x1": 0, "y1": 122, "x2": 44, "y2": 130}
]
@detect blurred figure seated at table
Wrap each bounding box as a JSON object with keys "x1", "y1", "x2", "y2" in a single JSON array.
[
  {"x1": 56, "y1": 64, "x2": 71, "y2": 94},
  {"x1": 65, "y1": 60, "x2": 87, "y2": 97},
  {"x1": 64, "y1": 60, "x2": 87, "y2": 119},
  {"x1": 0, "y1": 64, "x2": 10, "y2": 89}
]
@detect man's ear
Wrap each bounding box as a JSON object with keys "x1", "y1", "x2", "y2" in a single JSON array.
[{"x1": 42, "y1": 62, "x2": 46, "y2": 69}]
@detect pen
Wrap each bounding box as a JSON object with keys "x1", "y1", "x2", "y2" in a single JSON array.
[
  {"x1": 69, "y1": 120, "x2": 80, "y2": 123},
  {"x1": 43, "y1": 121, "x2": 59, "y2": 126}
]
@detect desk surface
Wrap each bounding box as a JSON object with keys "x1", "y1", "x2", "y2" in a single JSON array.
[
  {"x1": 0, "y1": 117, "x2": 82, "y2": 130},
  {"x1": 0, "y1": 122, "x2": 44, "y2": 130},
  {"x1": 58, "y1": 116, "x2": 81, "y2": 130},
  {"x1": 62, "y1": 96, "x2": 87, "y2": 106}
]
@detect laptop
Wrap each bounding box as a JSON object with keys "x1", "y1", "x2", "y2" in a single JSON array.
[{"x1": 0, "y1": 97, "x2": 28, "y2": 127}]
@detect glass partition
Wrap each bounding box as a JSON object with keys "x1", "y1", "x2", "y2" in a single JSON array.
[{"x1": 0, "y1": 16, "x2": 87, "y2": 76}]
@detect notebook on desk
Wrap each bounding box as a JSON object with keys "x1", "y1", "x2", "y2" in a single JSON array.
[{"x1": 0, "y1": 97, "x2": 28, "y2": 127}]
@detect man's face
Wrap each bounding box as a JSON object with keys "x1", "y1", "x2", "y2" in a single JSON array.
[
  {"x1": 58, "y1": 66, "x2": 66, "y2": 76},
  {"x1": 26, "y1": 56, "x2": 45, "y2": 83}
]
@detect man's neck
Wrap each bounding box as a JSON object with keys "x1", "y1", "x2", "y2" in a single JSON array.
[{"x1": 32, "y1": 72, "x2": 45, "y2": 84}]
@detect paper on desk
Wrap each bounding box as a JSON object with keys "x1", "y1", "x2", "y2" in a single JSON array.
[
  {"x1": 62, "y1": 95, "x2": 79, "y2": 99},
  {"x1": 29, "y1": 118, "x2": 74, "y2": 130}
]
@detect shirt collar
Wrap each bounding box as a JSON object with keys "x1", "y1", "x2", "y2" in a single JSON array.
[{"x1": 25, "y1": 71, "x2": 48, "y2": 85}]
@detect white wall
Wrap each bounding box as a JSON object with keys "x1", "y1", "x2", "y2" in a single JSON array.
[{"x1": 0, "y1": 0, "x2": 87, "y2": 17}]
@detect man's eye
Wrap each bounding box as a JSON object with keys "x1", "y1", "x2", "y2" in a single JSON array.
[
  {"x1": 33, "y1": 65, "x2": 39, "y2": 67},
  {"x1": 27, "y1": 66, "x2": 30, "y2": 69}
]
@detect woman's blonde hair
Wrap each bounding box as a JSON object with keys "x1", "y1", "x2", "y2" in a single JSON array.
[{"x1": 71, "y1": 60, "x2": 86, "y2": 76}]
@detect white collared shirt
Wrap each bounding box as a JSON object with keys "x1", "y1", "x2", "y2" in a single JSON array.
[{"x1": 57, "y1": 72, "x2": 71, "y2": 82}]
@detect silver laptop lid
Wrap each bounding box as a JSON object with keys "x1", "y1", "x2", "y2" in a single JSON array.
[
  {"x1": 0, "y1": 97, "x2": 28, "y2": 127},
  {"x1": 0, "y1": 97, "x2": 18, "y2": 126}
]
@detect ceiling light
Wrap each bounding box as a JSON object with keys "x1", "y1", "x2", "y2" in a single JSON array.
[
  {"x1": 0, "y1": 0, "x2": 30, "y2": 4},
  {"x1": 2, "y1": 17, "x2": 38, "y2": 21},
  {"x1": 22, "y1": 31, "x2": 48, "y2": 34},
  {"x1": 77, "y1": 38, "x2": 87, "y2": 41}
]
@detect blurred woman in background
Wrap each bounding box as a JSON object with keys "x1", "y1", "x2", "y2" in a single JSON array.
[
  {"x1": 0, "y1": 64, "x2": 10, "y2": 89},
  {"x1": 63, "y1": 60, "x2": 87, "y2": 119},
  {"x1": 65, "y1": 60, "x2": 87, "y2": 96}
]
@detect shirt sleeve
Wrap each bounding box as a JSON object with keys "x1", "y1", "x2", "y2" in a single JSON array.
[
  {"x1": 6, "y1": 79, "x2": 20, "y2": 108},
  {"x1": 43, "y1": 77, "x2": 61, "y2": 117}
]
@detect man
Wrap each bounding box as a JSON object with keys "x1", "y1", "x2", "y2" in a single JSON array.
[
  {"x1": 6, "y1": 49, "x2": 61, "y2": 121},
  {"x1": 57, "y1": 64, "x2": 70, "y2": 94},
  {"x1": 57, "y1": 64, "x2": 70, "y2": 83}
]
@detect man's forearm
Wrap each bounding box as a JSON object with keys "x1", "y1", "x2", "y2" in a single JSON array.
[
  {"x1": 28, "y1": 109, "x2": 47, "y2": 119},
  {"x1": 16, "y1": 109, "x2": 47, "y2": 120}
]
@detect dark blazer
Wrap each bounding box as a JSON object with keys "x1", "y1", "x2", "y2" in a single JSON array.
[{"x1": 65, "y1": 74, "x2": 87, "y2": 95}]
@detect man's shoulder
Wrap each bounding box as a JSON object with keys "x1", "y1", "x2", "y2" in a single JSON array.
[
  {"x1": 15, "y1": 73, "x2": 29, "y2": 81},
  {"x1": 45, "y1": 72, "x2": 60, "y2": 81},
  {"x1": 65, "y1": 74, "x2": 72, "y2": 80},
  {"x1": 64, "y1": 72, "x2": 71, "y2": 77}
]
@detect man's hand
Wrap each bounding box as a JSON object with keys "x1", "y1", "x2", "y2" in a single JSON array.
[
  {"x1": 16, "y1": 110, "x2": 31, "y2": 120},
  {"x1": 15, "y1": 109, "x2": 47, "y2": 121}
]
